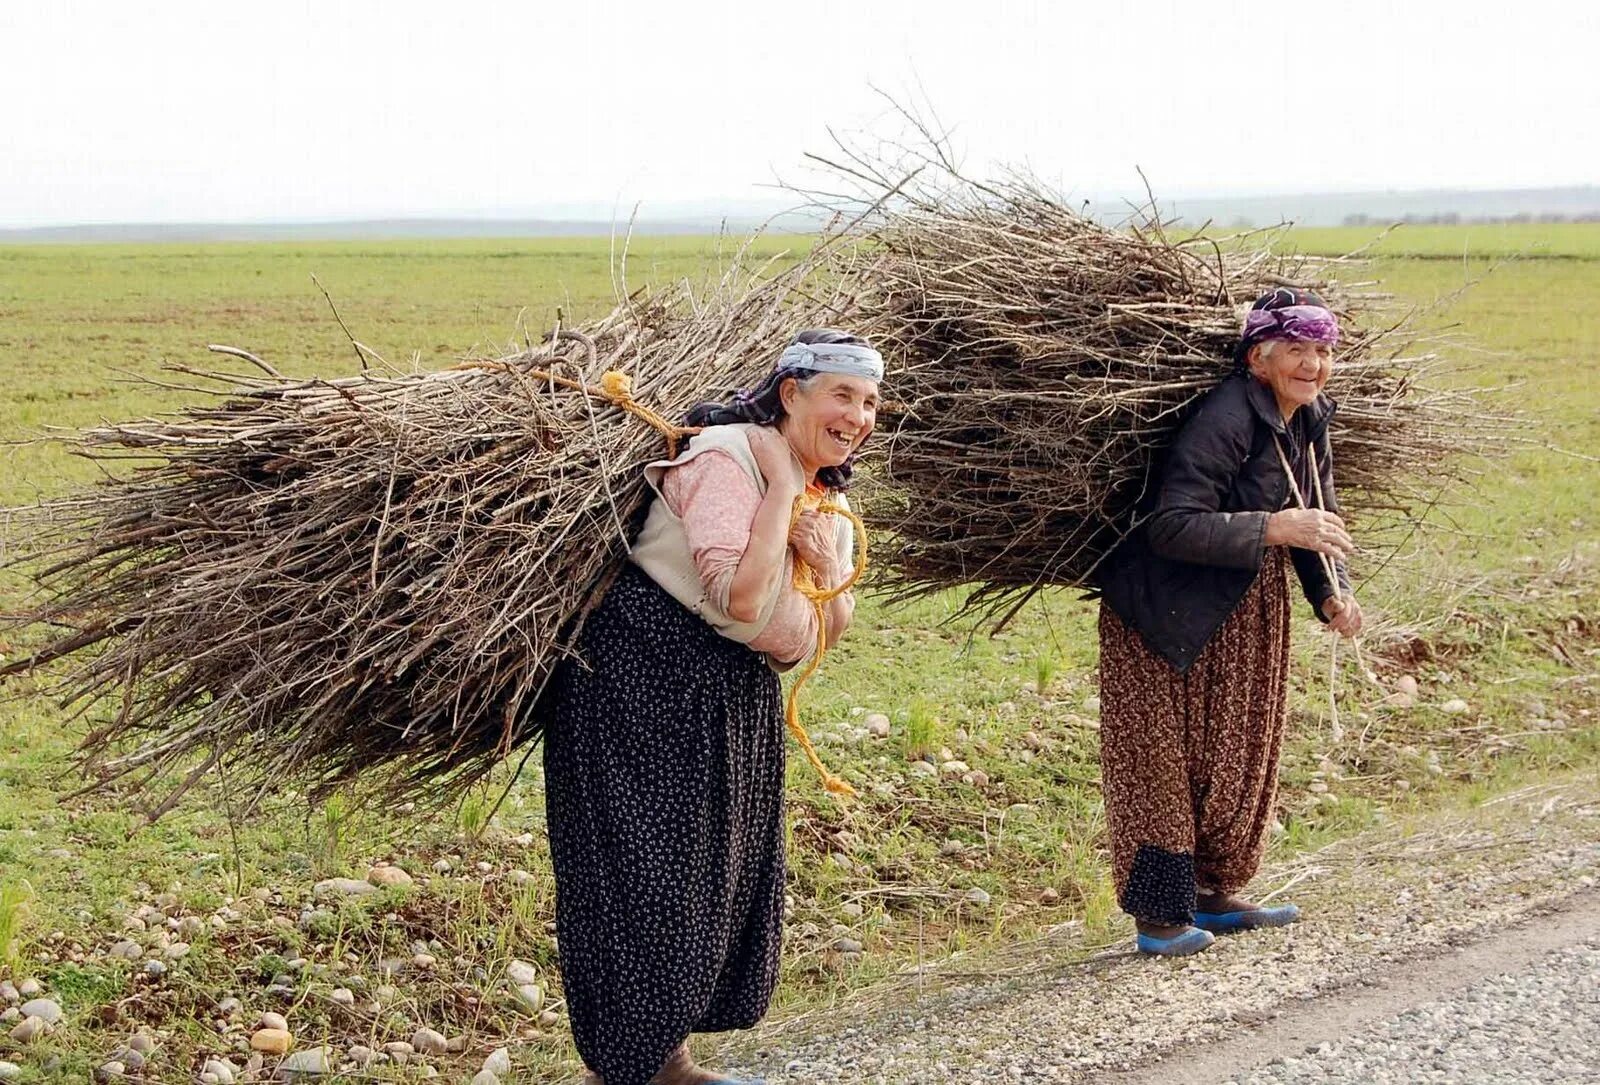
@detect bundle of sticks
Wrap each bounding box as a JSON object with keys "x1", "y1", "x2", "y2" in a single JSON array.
[
  {"x1": 1, "y1": 248, "x2": 852, "y2": 810},
  {"x1": 810, "y1": 144, "x2": 1491, "y2": 621}
]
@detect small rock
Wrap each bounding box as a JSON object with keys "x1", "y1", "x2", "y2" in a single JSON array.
[
  {"x1": 865, "y1": 713, "x2": 891, "y2": 737},
  {"x1": 968, "y1": 769, "x2": 991, "y2": 787},
  {"x1": 431, "y1": 858, "x2": 453, "y2": 874},
  {"x1": 346, "y1": 1046, "x2": 374, "y2": 1067},
  {"x1": 110, "y1": 940, "x2": 142, "y2": 960},
  {"x1": 469, "y1": 1073, "x2": 501, "y2": 1085},
  {"x1": 1440, "y1": 698, "x2": 1470, "y2": 714},
  {"x1": 165, "y1": 941, "x2": 192, "y2": 959},
  {"x1": 0, "y1": 981, "x2": 15, "y2": 1002},
  {"x1": 127, "y1": 1033, "x2": 157, "y2": 1054},
  {"x1": 111, "y1": 1049, "x2": 146, "y2": 1072},
  {"x1": 1040, "y1": 887, "x2": 1061, "y2": 905},
  {"x1": 8, "y1": 1016, "x2": 47, "y2": 1044},
  {"x1": 97, "y1": 1060, "x2": 127, "y2": 1081},
  {"x1": 483, "y1": 1048, "x2": 512, "y2": 1076},
  {"x1": 1022, "y1": 731, "x2": 1045, "y2": 750},
  {"x1": 258, "y1": 1012, "x2": 289, "y2": 1032},
  {"x1": 15, "y1": 980, "x2": 40, "y2": 999},
  {"x1": 250, "y1": 1027, "x2": 293, "y2": 1054},
  {"x1": 840, "y1": 901, "x2": 864, "y2": 919},
  {"x1": 1396, "y1": 675, "x2": 1420, "y2": 696},
  {"x1": 506, "y1": 959, "x2": 539, "y2": 986},
  {"x1": 941, "y1": 760, "x2": 971, "y2": 775},
  {"x1": 312, "y1": 878, "x2": 377, "y2": 898},
  {"x1": 0, "y1": 1009, "x2": 16, "y2": 1024},
  {"x1": 508, "y1": 869, "x2": 536, "y2": 887},
  {"x1": 329, "y1": 988, "x2": 355, "y2": 1007},
  {"x1": 475, "y1": 861, "x2": 493, "y2": 874},
  {"x1": 217, "y1": 997, "x2": 242, "y2": 1017},
  {"x1": 512, "y1": 984, "x2": 545, "y2": 1014},
  {"x1": 0, "y1": 1063, "x2": 19, "y2": 1082},
  {"x1": 833, "y1": 936, "x2": 864, "y2": 954},
  {"x1": 382, "y1": 1041, "x2": 414, "y2": 1057},
  {"x1": 366, "y1": 865, "x2": 413, "y2": 888},
  {"x1": 178, "y1": 916, "x2": 206, "y2": 939},
  {"x1": 203, "y1": 1059, "x2": 238, "y2": 1084},
  {"x1": 19, "y1": 998, "x2": 63, "y2": 1024},
  {"x1": 201, "y1": 1075, "x2": 220, "y2": 1085},
  {"x1": 278, "y1": 1046, "x2": 331, "y2": 1076},
  {"x1": 511, "y1": 832, "x2": 534, "y2": 846},
  {"x1": 411, "y1": 1028, "x2": 448, "y2": 1056},
  {"x1": 910, "y1": 760, "x2": 938, "y2": 778},
  {"x1": 965, "y1": 887, "x2": 992, "y2": 905},
  {"x1": 537, "y1": 1009, "x2": 560, "y2": 1028},
  {"x1": 412, "y1": 952, "x2": 437, "y2": 969}
]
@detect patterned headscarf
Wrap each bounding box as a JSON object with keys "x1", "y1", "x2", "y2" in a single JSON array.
[{"x1": 1235, "y1": 287, "x2": 1340, "y2": 366}]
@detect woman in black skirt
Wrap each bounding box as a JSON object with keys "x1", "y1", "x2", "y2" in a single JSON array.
[{"x1": 543, "y1": 329, "x2": 882, "y2": 1085}]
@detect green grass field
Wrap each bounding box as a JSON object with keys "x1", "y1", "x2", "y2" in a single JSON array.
[{"x1": 0, "y1": 228, "x2": 1596, "y2": 1081}]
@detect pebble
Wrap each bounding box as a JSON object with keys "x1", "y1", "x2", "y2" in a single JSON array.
[
  {"x1": 942, "y1": 760, "x2": 972, "y2": 775},
  {"x1": 110, "y1": 939, "x2": 142, "y2": 960},
  {"x1": 19, "y1": 998, "x2": 62, "y2": 1025},
  {"x1": 538, "y1": 1009, "x2": 560, "y2": 1028},
  {"x1": 217, "y1": 997, "x2": 242, "y2": 1017},
  {"x1": 383, "y1": 1041, "x2": 415, "y2": 1057},
  {"x1": 1040, "y1": 887, "x2": 1061, "y2": 905},
  {"x1": 126, "y1": 1033, "x2": 156, "y2": 1054},
  {"x1": 97, "y1": 1060, "x2": 126, "y2": 1080},
  {"x1": 1441, "y1": 698, "x2": 1471, "y2": 714},
  {"x1": 8, "y1": 1016, "x2": 47, "y2": 1044},
  {"x1": 312, "y1": 877, "x2": 377, "y2": 898},
  {"x1": 431, "y1": 858, "x2": 453, "y2": 874},
  {"x1": 865, "y1": 712, "x2": 892, "y2": 736},
  {"x1": 1396, "y1": 675, "x2": 1420, "y2": 697},
  {"x1": 841, "y1": 902, "x2": 864, "y2": 919},
  {"x1": 278, "y1": 1046, "x2": 332, "y2": 1076},
  {"x1": 203, "y1": 1059, "x2": 238, "y2": 1084},
  {"x1": 0, "y1": 1064, "x2": 18, "y2": 1082},
  {"x1": 911, "y1": 760, "x2": 939, "y2": 778},
  {"x1": 412, "y1": 952, "x2": 437, "y2": 969},
  {"x1": 513, "y1": 983, "x2": 546, "y2": 1014},
  {"x1": 249, "y1": 1027, "x2": 293, "y2": 1054},
  {"x1": 346, "y1": 1045, "x2": 374, "y2": 1067},
  {"x1": 965, "y1": 887, "x2": 992, "y2": 905},
  {"x1": 469, "y1": 1073, "x2": 501, "y2": 1085},
  {"x1": 165, "y1": 941, "x2": 192, "y2": 959},
  {"x1": 508, "y1": 869, "x2": 537, "y2": 886},
  {"x1": 1083, "y1": 695, "x2": 1101, "y2": 713},
  {"x1": 0, "y1": 981, "x2": 15, "y2": 1002},
  {"x1": 366, "y1": 865, "x2": 413, "y2": 888},
  {"x1": 483, "y1": 1048, "x2": 512, "y2": 1076},
  {"x1": 329, "y1": 988, "x2": 355, "y2": 1007},
  {"x1": 412, "y1": 1027, "x2": 448, "y2": 1055},
  {"x1": 834, "y1": 937, "x2": 865, "y2": 954},
  {"x1": 506, "y1": 959, "x2": 539, "y2": 986},
  {"x1": 15, "y1": 980, "x2": 40, "y2": 999},
  {"x1": 258, "y1": 1012, "x2": 289, "y2": 1031}
]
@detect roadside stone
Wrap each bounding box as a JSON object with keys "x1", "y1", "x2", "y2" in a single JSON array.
[
  {"x1": 278, "y1": 1046, "x2": 331, "y2": 1076},
  {"x1": 203, "y1": 1059, "x2": 238, "y2": 1084},
  {"x1": 833, "y1": 936, "x2": 864, "y2": 954},
  {"x1": 19, "y1": 998, "x2": 62, "y2": 1024},
  {"x1": 431, "y1": 858, "x2": 453, "y2": 874},
  {"x1": 382, "y1": 1041, "x2": 414, "y2": 1058},
  {"x1": 97, "y1": 1060, "x2": 126, "y2": 1080},
  {"x1": 412, "y1": 952, "x2": 437, "y2": 969},
  {"x1": 250, "y1": 1027, "x2": 293, "y2": 1054},
  {"x1": 15, "y1": 980, "x2": 40, "y2": 999},
  {"x1": 965, "y1": 887, "x2": 992, "y2": 905},
  {"x1": 217, "y1": 997, "x2": 242, "y2": 1017},
  {"x1": 366, "y1": 865, "x2": 412, "y2": 888},
  {"x1": 865, "y1": 712, "x2": 892, "y2": 736},
  {"x1": 911, "y1": 760, "x2": 939, "y2": 778},
  {"x1": 257, "y1": 1012, "x2": 289, "y2": 1032},
  {"x1": 127, "y1": 1033, "x2": 157, "y2": 1054},
  {"x1": 512, "y1": 983, "x2": 545, "y2": 1014},
  {"x1": 313, "y1": 878, "x2": 377, "y2": 898},
  {"x1": 165, "y1": 941, "x2": 192, "y2": 959},
  {"x1": 941, "y1": 760, "x2": 972, "y2": 775},
  {"x1": 1040, "y1": 887, "x2": 1061, "y2": 905},
  {"x1": 0, "y1": 981, "x2": 16, "y2": 1002},
  {"x1": 538, "y1": 1009, "x2": 560, "y2": 1028},
  {"x1": 0, "y1": 1063, "x2": 21, "y2": 1082},
  {"x1": 411, "y1": 1028, "x2": 448, "y2": 1055},
  {"x1": 110, "y1": 939, "x2": 142, "y2": 960},
  {"x1": 483, "y1": 1048, "x2": 512, "y2": 1076},
  {"x1": 469, "y1": 1073, "x2": 501, "y2": 1085},
  {"x1": 109, "y1": 1048, "x2": 146, "y2": 1072},
  {"x1": 508, "y1": 869, "x2": 536, "y2": 886},
  {"x1": 346, "y1": 1045, "x2": 373, "y2": 1067},
  {"x1": 8, "y1": 1016, "x2": 47, "y2": 1044},
  {"x1": 506, "y1": 959, "x2": 539, "y2": 986},
  {"x1": 329, "y1": 988, "x2": 355, "y2": 1007},
  {"x1": 1441, "y1": 698, "x2": 1471, "y2": 714}
]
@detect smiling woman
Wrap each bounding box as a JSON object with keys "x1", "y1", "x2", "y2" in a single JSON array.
[
  {"x1": 539, "y1": 329, "x2": 881, "y2": 1085},
  {"x1": 1093, "y1": 287, "x2": 1365, "y2": 958}
]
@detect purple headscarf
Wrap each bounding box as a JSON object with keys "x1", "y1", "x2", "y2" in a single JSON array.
[{"x1": 1235, "y1": 287, "x2": 1340, "y2": 366}]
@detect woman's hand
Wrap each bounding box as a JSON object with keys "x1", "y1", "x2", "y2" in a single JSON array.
[
  {"x1": 1320, "y1": 592, "x2": 1363, "y2": 637},
  {"x1": 747, "y1": 425, "x2": 804, "y2": 497},
  {"x1": 788, "y1": 509, "x2": 838, "y2": 574},
  {"x1": 1266, "y1": 509, "x2": 1354, "y2": 560}
]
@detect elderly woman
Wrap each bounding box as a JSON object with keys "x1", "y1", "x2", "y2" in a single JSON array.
[
  {"x1": 541, "y1": 329, "x2": 881, "y2": 1084},
  {"x1": 1095, "y1": 288, "x2": 1364, "y2": 957}
]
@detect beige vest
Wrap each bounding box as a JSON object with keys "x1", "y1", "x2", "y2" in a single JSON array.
[{"x1": 629, "y1": 423, "x2": 855, "y2": 662}]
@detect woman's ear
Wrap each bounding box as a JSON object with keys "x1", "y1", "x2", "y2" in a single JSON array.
[
  {"x1": 778, "y1": 376, "x2": 799, "y2": 412},
  {"x1": 1244, "y1": 342, "x2": 1267, "y2": 379}
]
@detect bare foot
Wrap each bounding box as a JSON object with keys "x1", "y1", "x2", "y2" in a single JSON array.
[
  {"x1": 650, "y1": 1042, "x2": 731, "y2": 1085},
  {"x1": 1134, "y1": 919, "x2": 1194, "y2": 939},
  {"x1": 1196, "y1": 889, "x2": 1257, "y2": 914}
]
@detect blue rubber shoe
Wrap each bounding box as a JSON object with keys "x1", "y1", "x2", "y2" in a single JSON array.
[
  {"x1": 1135, "y1": 925, "x2": 1215, "y2": 957},
  {"x1": 1194, "y1": 903, "x2": 1302, "y2": 933}
]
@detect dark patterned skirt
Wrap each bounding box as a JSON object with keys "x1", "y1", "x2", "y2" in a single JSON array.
[
  {"x1": 1098, "y1": 546, "x2": 1292, "y2": 926},
  {"x1": 543, "y1": 562, "x2": 786, "y2": 1085}
]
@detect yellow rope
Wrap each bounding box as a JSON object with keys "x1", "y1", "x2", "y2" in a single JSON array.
[
  {"x1": 785, "y1": 491, "x2": 869, "y2": 798},
  {"x1": 463, "y1": 359, "x2": 862, "y2": 796}
]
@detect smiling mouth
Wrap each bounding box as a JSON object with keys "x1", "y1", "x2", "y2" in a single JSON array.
[{"x1": 826, "y1": 427, "x2": 857, "y2": 449}]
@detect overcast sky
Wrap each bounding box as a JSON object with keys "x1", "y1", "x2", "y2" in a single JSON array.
[{"x1": 3, "y1": 0, "x2": 1597, "y2": 227}]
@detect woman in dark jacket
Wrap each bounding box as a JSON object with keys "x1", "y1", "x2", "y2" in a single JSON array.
[{"x1": 1095, "y1": 288, "x2": 1364, "y2": 956}]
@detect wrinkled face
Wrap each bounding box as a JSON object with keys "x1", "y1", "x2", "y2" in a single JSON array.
[
  {"x1": 779, "y1": 373, "x2": 879, "y2": 473},
  {"x1": 1249, "y1": 338, "x2": 1333, "y2": 416}
]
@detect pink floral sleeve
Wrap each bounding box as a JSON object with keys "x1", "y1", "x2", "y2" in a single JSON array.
[{"x1": 658, "y1": 451, "x2": 822, "y2": 663}]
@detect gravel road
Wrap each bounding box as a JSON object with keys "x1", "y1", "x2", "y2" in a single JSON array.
[{"x1": 718, "y1": 778, "x2": 1600, "y2": 1084}]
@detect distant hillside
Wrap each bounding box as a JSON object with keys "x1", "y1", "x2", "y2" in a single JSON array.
[{"x1": 3, "y1": 187, "x2": 1597, "y2": 243}]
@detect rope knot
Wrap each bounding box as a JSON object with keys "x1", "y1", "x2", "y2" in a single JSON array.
[{"x1": 599, "y1": 370, "x2": 633, "y2": 401}]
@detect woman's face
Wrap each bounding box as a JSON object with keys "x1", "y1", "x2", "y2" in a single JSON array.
[
  {"x1": 779, "y1": 372, "x2": 879, "y2": 473},
  {"x1": 1249, "y1": 338, "x2": 1333, "y2": 416}
]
